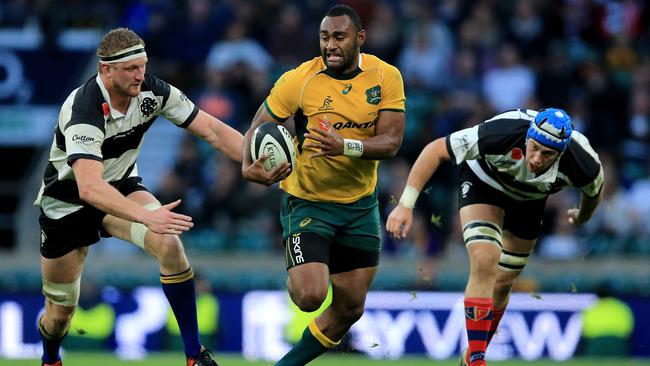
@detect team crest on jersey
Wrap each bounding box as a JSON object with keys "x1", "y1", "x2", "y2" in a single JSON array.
[
  {"x1": 318, "y1": 96, "x2": 334, "y2": 111},
  {"x1": 365, "y1": 85, "x2": 381, "y2": 105},
  {"x1": 511, "y1": 147, "x2": 523, "y2": 160},
  {"x1": 342, "y1": 83, "x2": 352, "y2": 95},
  {"x1": 140, "y1": 97, "x2": 158, "y2": 118}
]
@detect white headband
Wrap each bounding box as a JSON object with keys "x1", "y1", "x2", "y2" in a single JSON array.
[{"x1": 99, "y1": 44, "x2": 146, "y2": 64}]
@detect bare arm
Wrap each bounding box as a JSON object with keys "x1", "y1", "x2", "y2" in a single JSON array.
[
  {"x1": 403, "y1": 137, "x2": 451, "y2": 192},
  {"x1": 73, "y1": 159, "x2": 193, "y2": 235},
  {"x1": 304, "y1": 110, "x2": 405, "y2": 159},
  {"x1": 567, "y1": 188, "x2": 604, "y2": 225},
  {"x1": 386, "y1": 137, "x2": 451, "y2": 238},
  {"x1": 186, "y1": 110, "x2": 243, "y2": 162},
  {"x1": 241, "y1": 104, "x2": 292, "y2": 185}
]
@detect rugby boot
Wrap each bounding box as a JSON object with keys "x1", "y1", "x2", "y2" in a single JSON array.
[
  {"x1": 187, "y1": 346, "x2": 218, "y2": 366},
  {"x1": 42, "y1": 361, "x2": 62, "y2": 366}
]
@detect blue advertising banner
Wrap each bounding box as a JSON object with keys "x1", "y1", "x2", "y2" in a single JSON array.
[{"x1": 0, "y1": 289, "x2": 647, "y2": 360}]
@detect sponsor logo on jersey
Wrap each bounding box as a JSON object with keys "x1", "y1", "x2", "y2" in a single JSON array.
[
  {"x1": 72, "y1": 134, "x2": 95, "y2": 144},
  {"x1": 299, "y1": 218, "x2": 312, "y2": 227},
  {"x1": 318, "y1": 96, "x2": 334, "y2": 111},
  {"x1": 140, "y1": 97, "x2": 158, "y2": 117},
  {"x1": 365, "y1": 85, "x2": 381, "y2": 105},
  {"x1": 342, "y1": 83, "x2": 352, "y2": 95},
  {"x1": 331, "y1": 120, "x2": 377, "y2": 130},
  {"x1": 291, "y1": 234, "x2": 304, "y2": 264}
]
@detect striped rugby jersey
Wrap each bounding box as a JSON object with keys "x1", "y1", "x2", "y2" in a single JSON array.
[
  {"x1": 34, "y1": 73, "x2": 198, "y2": 219},
  {"x1": 446, "y1": 109, "x2": 603, "y2": 201}
]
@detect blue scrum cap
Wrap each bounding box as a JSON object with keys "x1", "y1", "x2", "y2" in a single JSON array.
[{"x1": 526, "y1": 108, "x2": 573, "y2": 152}]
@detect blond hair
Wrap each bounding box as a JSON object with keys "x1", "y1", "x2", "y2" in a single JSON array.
[{"x1": 97, "y1": 28, "x2": 145, "y2": 72}]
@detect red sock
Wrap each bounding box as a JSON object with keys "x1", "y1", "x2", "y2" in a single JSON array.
[
  {"x1": 464, "y1": 297, "x2": 493, "y2": 366},
  {"x1": 487, "y1": 307, "x2": 505, "y2": 345}
]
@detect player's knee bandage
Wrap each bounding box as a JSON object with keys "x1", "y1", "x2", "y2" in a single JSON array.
[
  {"x1": 462, "y1": 220, "x2": 502, "y2": 249},
  {"x1": 131, "y1": 202, "x2": 161, "y2": 249},
  {"x1": 42, "y1": 277, "x2": 81, "y2": 306},
  {"x1": 498, "y1": 249, "x2": 531, "y2": 272}
]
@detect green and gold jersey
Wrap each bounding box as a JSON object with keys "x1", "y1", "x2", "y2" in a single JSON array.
[{"x1": 265, "y1": 54, "x2": 405, "y2": 203}]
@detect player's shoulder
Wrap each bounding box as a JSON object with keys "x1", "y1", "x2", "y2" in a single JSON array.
[
  {"x1": 360, "y1": 53, "x2": 401, "y2": 76},
  {"x1": 142, "y1": 73, "x2": 171, "y2": 96},
  {"x1": 289, "y1": 57, "x2": 325, "y2": 78},
  {"x1": 274, "y1": 57, "x2": 324, "y2": 88},
  {"x1": 566, "y1": 130, "x2": 600, "y2": 160},
  {"x1": 72, "y1": 76, "x2": 103, "y2": 106},
  {"x1": 479, "y1": 108, "x2": 532, "y2": 134}
]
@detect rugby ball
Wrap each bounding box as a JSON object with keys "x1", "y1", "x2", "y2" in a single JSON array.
[{"x1": 250, "y1": 122, "x2": 296, "y2": 171}]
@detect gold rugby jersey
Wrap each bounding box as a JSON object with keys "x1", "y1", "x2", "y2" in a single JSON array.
[{"x1": 265, "y1": 54, "x2": 405, "y2": 203}]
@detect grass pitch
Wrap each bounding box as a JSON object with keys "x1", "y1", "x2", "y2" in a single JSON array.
[{"x1": 2, "y1": 353, "x2": 648, "y2": 366}]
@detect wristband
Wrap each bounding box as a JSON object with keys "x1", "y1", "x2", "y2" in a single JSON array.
[
  {"x1": 343, "y1": 138, "x2": 364, "y2": 158},
  {"x1": 398, "y1": 185, "x2": 420, "y2": 208}
]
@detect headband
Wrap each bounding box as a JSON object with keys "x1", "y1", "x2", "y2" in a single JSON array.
[{"x1": 99, "y1": 44, "x2": 146, "y2": 64}]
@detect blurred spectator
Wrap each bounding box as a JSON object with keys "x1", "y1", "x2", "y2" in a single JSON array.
[
  {"x1": 581, "y1": 285, "x2": 635, "y2": 357},
  {"x1": 264, "y1": 5, "x2": 313, "y2": 70},
  {"x1": 538, "y1": 191, "x2": 585, "y2": 260},
  {"x1": 398, "y1": 3, "x2": 453, "y2": 91},
  {"x1": 363, "y1": 1, "x2": 401, "y2": 64},
  {"x1": 482, "y1": 43, "x2": 536, "y2": 112},
  {"x1": 206, "y1": 21, "x2": 272, "y2": 75}
]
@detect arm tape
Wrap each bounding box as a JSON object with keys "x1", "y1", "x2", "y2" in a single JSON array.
[
  {"x1": 398, "y1": 185, "x2": 420, "y2": 208},
  {"x1": 343, "y1": 138, "x2": 364, "y2": 158}
]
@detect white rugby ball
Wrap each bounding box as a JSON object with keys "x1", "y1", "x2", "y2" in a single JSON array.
[{"x1": 250, "y1": 122, "x2": 296, "y2": 171}]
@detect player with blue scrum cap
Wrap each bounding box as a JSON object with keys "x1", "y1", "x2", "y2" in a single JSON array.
[{"x1": 387, "y1": 108, "x2": 603, "y2": 366}]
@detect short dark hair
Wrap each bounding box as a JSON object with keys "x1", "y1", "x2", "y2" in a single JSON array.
[{"x1": 325, "y1": 4, "x2": 362, "y2": 32}]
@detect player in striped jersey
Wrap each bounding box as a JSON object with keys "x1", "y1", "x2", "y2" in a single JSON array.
[
  {"x1": 34, "y1": 28, "x2": 242, "y2": 366},
  {"x1": 386, "y1": 108, "x2": 604, "y2": 366}
]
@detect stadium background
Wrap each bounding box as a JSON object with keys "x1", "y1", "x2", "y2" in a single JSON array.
[{"x1": 0, "y1": 0, "x2": 649, "y2": 363}]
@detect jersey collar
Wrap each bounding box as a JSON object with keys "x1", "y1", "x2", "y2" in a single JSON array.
[
  {"x1": 320, "y1": 53, "x2": 364, "y2": 80},
  {"x1": 95, "y1": 74, "x2": 125, "y2": 120}
]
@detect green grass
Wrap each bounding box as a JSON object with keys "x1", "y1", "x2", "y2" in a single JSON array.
[{"x1": 2, "y1": 353, "x2": 648, "y2": 366}]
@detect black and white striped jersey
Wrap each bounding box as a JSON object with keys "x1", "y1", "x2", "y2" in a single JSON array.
[
  {"x1": 35, "y1": 73, "x2": 198, "y2": 219},
  {"x1": 445, "y1": 109, "x2": 603, "y2": 201}
]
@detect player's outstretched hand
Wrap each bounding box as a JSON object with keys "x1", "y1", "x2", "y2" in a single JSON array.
[
  {"x1": 386, "y1": 204, "x2": 414, "y2": 239},
  {"x1": 144, "y1": 199, "x2": 194, "y2": 235},
  {"x1": 567, "y1": 208, "x2": 588, "y2": 225},
  {"x1": 242, "y1": 155, "x2": 291, "y2": 186},
  {"x1": 303, "y1": 123, "x2": 344, "y2": 158}
]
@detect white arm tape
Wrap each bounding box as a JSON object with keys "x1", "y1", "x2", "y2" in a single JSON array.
[
  {"x1": 399, "y1": 185, "x2": 420, "y2": 208},
  {"x1": 343, "y1": 138, "x2": 364, "y2": 158},
  {"x1": 130, "y1": 202, "x2": 162, "y2": 249}
]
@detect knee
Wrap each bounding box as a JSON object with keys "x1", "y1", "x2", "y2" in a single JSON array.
[
  {"x1": 291, "y1": 287, "x2": 328, "y2": 312},
  {"x1": 150, "y1": 234, "x2": 185, "y2": 263},
  {"x1": 44, "y1": 304, "x2": 76, "y2": 333},
  {"x1": 471, "y1": 252, "x2": 499, "y2": 277}
]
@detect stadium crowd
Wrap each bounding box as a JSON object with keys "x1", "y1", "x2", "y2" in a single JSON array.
[{"x1": 3, "y1": 0, "x2": 650, "y2": 262}]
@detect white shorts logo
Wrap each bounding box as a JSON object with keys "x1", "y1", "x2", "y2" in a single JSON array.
[{"x1": 461, "y1": 181, "x2": 472, "y2": 198}]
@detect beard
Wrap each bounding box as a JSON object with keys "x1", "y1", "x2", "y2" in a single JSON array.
[{"x1": 321, "y1": 42, "x2": 358, "y2": 73}]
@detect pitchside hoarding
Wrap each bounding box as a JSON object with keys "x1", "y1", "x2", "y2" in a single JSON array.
[{"x1": 1, "y1": 289, "x2": 648, "y2": 359}]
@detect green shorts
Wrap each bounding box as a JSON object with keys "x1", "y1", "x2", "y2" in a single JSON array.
[{"x1": 280, "y1": 191, "x2": 381, "y2": 252}]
